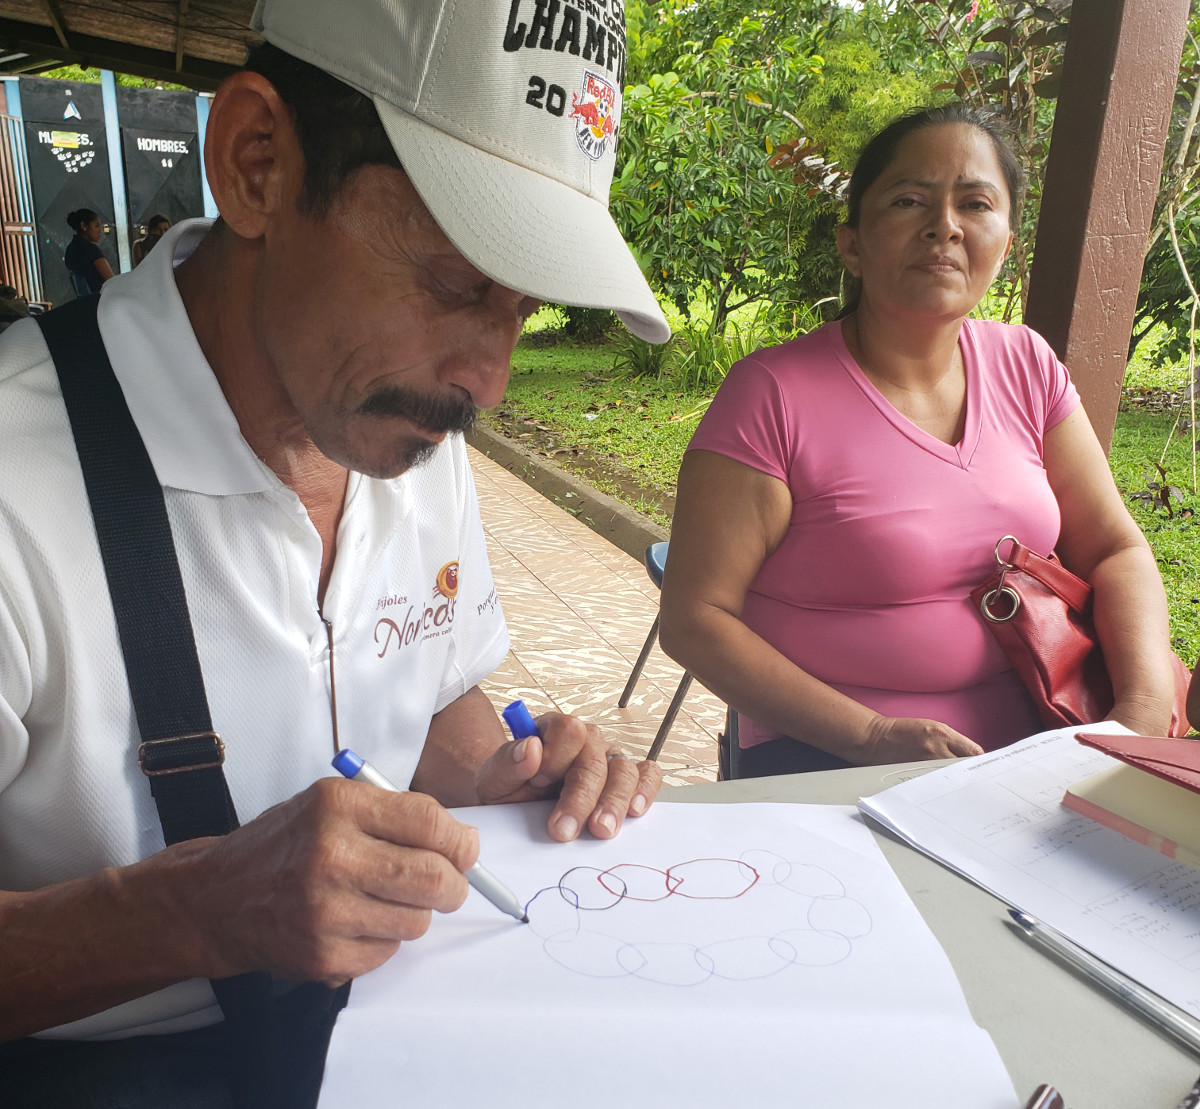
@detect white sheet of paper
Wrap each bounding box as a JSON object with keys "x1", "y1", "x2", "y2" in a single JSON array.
[
  {"x1": 319, "y1": 801, "x2": 1015, "y2": 1108},
  {"x1": 860, "y1": 721, "x2": 1200, "y2": 1019}
]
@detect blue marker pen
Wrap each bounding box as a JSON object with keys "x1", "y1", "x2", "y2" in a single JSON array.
[
  {"x1": 332, "y1": 748, "x2": 528, "y2": 924},
  {"x1": 502, "y1": 699, "x2": 539, "y2": 740}
]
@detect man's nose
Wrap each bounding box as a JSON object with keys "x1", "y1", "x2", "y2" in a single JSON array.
[{"x1": 439, "y1": 290, "x2": 540, "y2": 410}]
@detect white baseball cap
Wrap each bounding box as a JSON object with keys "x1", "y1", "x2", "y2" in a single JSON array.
[{"x1": 250, "y1": 0, "x2": 670, "y2": 342}]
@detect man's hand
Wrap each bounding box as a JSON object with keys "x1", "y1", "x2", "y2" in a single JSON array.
[
  {"x1": 0, "y1": 778, "x2": 480, "y2": 1040},
  {"x1": 189, "y1": 778, "x2": 478, "y2": 985},
  {"x1": 473, "y1": 712, "x2": 662, "y2": 841}
]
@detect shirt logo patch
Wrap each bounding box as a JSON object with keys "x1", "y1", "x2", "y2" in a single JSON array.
[
  {"x1": 435, "y1": 561, "x2": 459, "y2": 600},
  {"x1": 374, "y1": 562, "x2": 460, "y2": 657}
]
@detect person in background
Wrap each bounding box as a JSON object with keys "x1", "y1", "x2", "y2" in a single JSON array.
[
  {"x1": 64, "y1": 208, "x2": 114, "y2": 292},
  {"x1": 660, "y1": 103, "x2": 1177, "y2": 777},
  {"x1": 132, "y1": 213, "x2": 172, "y2": 268}
]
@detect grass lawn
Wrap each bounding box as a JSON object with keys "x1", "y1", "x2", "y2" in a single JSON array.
[{"x1": 491, "y1": 326, "x2": 1200, "y2": 665}]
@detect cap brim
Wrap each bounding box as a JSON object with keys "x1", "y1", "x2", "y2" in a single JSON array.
[{"x1": 374, "y1": 99, "x2": 670, "y2": 344}]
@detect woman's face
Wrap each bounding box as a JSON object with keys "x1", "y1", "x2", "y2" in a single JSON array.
[
  {"x1": 83, "y1": 218, "x2": 103, "y2": 243},
  {"x1": 836, "y1": 123, "x2": 1014, "y2": 324}
]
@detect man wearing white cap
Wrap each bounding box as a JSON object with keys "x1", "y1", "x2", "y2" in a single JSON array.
[{"x1": 0, "y1": 1, "x2": 669, "y2": 1104}]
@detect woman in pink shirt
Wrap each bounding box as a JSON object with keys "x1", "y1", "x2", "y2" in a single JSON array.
[{"x1": 659, "y1": 105, "x2": 1178, "y2": 776}]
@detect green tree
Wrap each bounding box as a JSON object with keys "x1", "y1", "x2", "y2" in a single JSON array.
[
  {"x1": 611, "y1": 0, "x2": 834, "y2": 334},
  {"x1": 793, "y1": 33, "x2": 933, "y2": 170},
  {"x1": 1131, "y1": 18, "x2": 1200, "y2": 372}
]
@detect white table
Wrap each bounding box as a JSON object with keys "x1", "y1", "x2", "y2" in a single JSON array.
[{"x1": 667, "y1": 761, "x2": 1199, "y2": 1108}]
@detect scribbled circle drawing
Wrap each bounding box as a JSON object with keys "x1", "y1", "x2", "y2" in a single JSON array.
[{"x1": 525, "y1": 851, "x2": 872, "y2": 986}]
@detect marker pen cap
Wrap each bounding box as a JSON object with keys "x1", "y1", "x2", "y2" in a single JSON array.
[
  {"x1": 502, "y1": 699, "x2": 539, "y2": 739},
  {"x1": 331, "y1": 748, "x2": 364, "y2": 778}
]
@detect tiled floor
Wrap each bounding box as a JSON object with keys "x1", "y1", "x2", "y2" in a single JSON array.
[{"x1": 470, "y1": 445, "x2": 723, "y2": 786}]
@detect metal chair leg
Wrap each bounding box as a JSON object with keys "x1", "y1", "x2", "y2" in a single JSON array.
[
  {"x1": 618, "y1": 614, "x2": 660, "y2": 707},
  {"x1": 646, "y1": 672, "x2": 694, "y2": 761}
]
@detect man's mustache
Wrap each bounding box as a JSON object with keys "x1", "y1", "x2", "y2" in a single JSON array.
[{"x1": 358, "y1": 386, "x2": 477, "y2": 434}]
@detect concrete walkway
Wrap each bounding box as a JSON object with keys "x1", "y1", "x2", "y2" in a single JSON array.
[{"x1": 470, "y1": 445, "x2": 722, "y2": 786}]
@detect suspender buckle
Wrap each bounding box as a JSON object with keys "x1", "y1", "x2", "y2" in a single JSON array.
[{"x1": 138, "y1": 732, "x2": 225, "y2": 776}]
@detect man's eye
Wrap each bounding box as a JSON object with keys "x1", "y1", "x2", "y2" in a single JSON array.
[{"x1": 431, "y1": 277, "x2": 491, "y2": 307}]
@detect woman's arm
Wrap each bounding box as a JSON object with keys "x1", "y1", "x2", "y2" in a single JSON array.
[
  {"x1": 659, "y1": 449, "x2": 983, "y2": 764},
  {"x1": 93, "y1": 256, "x2": 115, "y2": 283},
  {"x1": 1044, "y1": 408, "x2": 1176, "y2": 735}
]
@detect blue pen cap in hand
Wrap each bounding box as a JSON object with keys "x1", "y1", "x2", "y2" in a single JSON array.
[
  {"x1": 502, "y1": 699, "x2": 539, "y2": 739},
  {"x1": 332, "y1": 748, "x2": 365, "y2": 778}
]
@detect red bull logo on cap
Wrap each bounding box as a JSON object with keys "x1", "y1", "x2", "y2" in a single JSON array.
[{"x1": 569, "y1": 71, "x2": 617, "y2": 161}]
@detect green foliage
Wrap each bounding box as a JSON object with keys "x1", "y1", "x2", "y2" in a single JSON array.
[
  {"x1": 1131, "y1": 15, "x2": 1200, "y2": 365},
  {"x1": 791, "y1": 34, "x2": 933, "y2": 170},
  {"x1": 1111, "y1": 402, "x2": 1200, "y2": 661},
  {"x1": 611, "y1": 329, "x2": 674, "y2": 378},
  {"x1": 559, "y1": 305, "x2": 617, "y2": 342},
  {"x1": 612, "y1": 0, "x2": 836, "y2": 334},
  {"x1": 42, "y1": 65, "x2": 188, "y2": 91}
]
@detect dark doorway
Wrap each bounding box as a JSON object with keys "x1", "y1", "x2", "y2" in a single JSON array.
[{"x1": 19, "y1": 77, "x2": 116, "y2": 308}]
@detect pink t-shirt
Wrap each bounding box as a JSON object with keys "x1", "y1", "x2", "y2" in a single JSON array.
[{"x1": 688, "y1": 317, "x2": 1080, "y2": 751}]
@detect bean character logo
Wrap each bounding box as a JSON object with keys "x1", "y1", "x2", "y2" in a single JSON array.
[{"x1": 435, "y1": 561, "x2": 459, "y2": 601}]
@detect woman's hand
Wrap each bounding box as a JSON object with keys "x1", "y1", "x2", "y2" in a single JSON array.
[
  {"x1": 861, "y1": 716, "x2": 984, "y2": 764},
  {"x1": 1107, "y1": 694, "x2": 1175, "y2": 738}
]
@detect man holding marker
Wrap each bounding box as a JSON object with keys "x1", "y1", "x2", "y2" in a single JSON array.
[{"x1": 0, "y1": 0, "x2": 665, "y2": 1104}]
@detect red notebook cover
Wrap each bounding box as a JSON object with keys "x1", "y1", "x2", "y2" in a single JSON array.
[{"x1": 1074, "y1": 732, "x2": 1200, "y2": 794}]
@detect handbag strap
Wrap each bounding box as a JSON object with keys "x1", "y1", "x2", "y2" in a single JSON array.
[
  {"x1": 1007, "y1": 539, "x2": 1093, "y2": 614},
  {"x1": 35, "y1": 296, "x2": 238, "y2": 844}
]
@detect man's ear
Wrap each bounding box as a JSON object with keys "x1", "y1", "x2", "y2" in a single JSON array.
[
  {"x1": 835, "y1": 223, "x2": 861, "y2": 279},
  {"x1": 202, "y1": 71, "x2": 302, "y2": 240}
]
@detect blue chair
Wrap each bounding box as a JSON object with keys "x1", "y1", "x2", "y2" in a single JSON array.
[
  {"x1": 618, "y1": 542, "x2": 694, "y2": 759},
  {"x1": 68, "y1": 272, "x2": 92, "y2": 298}
]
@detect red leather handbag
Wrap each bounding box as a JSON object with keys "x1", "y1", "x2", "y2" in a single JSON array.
[{"x1": 970, "y1": 535, "x2": 1191, "y2": 736}]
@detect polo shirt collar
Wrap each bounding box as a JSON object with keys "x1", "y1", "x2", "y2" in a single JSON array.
[{"x1": 96, "y1": 218, "x2": 276, "y2": 496}]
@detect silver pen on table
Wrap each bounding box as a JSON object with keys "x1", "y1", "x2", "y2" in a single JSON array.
[
  {"x1": 332, "y1": 748, "x2": 528, "y2": 924},
  {"x1": 1007, "y1": 908, "x2": 1200, "y2": 1057}
]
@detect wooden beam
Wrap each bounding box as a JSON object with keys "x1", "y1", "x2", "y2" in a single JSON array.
[
  {"x1": 1024, "y1": 0, "x2": 1191, "y2": 452},
  {"x1": 175, "y1": 0, "x2": 190, "y2": 73},
  {"x1": 38, "y1": 0, "x2": 68, "y2": 51},
  {"x1": 0, "y1": 18, "x2": 240, "y2": 90}
]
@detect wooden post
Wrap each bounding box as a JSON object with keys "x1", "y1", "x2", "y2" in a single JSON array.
[{"x1": 1024, "y1": 0, "x2": 1190, "y2": 453}]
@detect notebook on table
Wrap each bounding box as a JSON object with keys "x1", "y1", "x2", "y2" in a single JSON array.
[{"x1": 1064, "y1": 731, "x2": 1200, "y2": 870}]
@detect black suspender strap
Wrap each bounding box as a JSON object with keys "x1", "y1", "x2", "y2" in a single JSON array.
[
  {"x1": 34, "y1": 296, "x2": 348, "y2": 1109},
  {"x1": 36, "y1": 296, "x2": 238, "y2": 845}
]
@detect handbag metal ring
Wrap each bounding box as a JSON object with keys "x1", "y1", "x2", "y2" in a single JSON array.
[
  {"x1": 993, "y1": 534, "x2": 1019, "y2": 569},
  {"x1": 980, "y1": 585, "x2": 1022, "y2": 623}
]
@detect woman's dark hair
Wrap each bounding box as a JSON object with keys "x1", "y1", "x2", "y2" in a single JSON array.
[
  {"x1": 66, "y1": 208, "x2": 99, "y2": 233},
  {"x1": 838, "y1": 104, "x2": 1025, "y2": 316},
  {"x1": 242, "y1": 42, "x2": 402, "y2": 219},
  {"x1": 147, "y1": 213, "x2": 171, "y2": 232}
]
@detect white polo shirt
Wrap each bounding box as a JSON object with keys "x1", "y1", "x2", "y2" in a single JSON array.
[{"x1": 0, "y1": 219, "x2": 509, "y2": 1039}]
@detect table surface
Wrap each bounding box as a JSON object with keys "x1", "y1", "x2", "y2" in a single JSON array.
[{"x1": 667, "y1": 761, "x2": 1199, "y2": 1109}]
